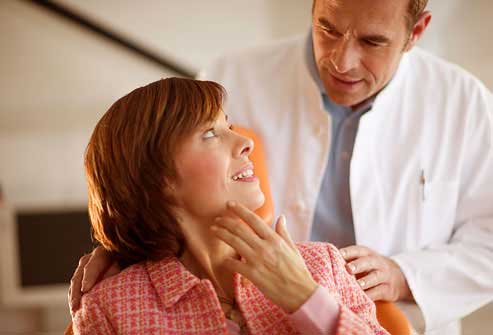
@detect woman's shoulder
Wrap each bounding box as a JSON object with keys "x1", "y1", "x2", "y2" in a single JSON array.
[
  {"x1": 295, "y1": 241, "x2": 342, "y2": 263},
  {"x1": 82, "y1": 262, "x2": 152, "y2": 305},
  {"x1": 295, "y1": 242, "x2": 347, "y2": 287}
]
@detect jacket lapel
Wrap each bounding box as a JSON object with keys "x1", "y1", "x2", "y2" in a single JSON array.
[{"x1": 146, "y1": 258, "x2": 228, "y2": 334}]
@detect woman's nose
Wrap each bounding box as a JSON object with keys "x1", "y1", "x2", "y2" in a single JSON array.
[{"x1": 235, "y1": 134, "x2": 254, "y2": 158}]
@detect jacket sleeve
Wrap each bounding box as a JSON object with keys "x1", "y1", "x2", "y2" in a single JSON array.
[
  {"x1": 326, "y1": 244, "x2": 389, "y2": 335},
  {"x1": 392, "y1": 84, "x2": 493, "y2": 331},
  {"x1": 73, "y1": 294, "x2": 116, "y2": 335}
]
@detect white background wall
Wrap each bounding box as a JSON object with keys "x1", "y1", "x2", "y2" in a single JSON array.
[{"x1": 0, "y1": 0, "x2": 491, "y2": 333}]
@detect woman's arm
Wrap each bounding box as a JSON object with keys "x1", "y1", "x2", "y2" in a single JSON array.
[{"x1": 213, "y1": 202, "x2": 388, "y2": 334}]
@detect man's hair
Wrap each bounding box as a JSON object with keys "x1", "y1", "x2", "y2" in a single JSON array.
[
  {"x1": 405, "y1": 0, "x2": 428, "y2": 31},
  {"x1": 312, "y1": 0, "x2": 428, "y2": 31},
  {"x1": 85, "y1": 77, "x2": 225, "y2": 266}
]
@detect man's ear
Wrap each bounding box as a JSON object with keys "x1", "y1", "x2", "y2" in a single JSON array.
[{"x1": 404, "y1": 11, "x2": 432, "y2": 52}]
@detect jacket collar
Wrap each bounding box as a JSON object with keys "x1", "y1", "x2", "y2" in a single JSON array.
[{"x1": 146, "y1": 257, "x2": 201, "y2": 308}]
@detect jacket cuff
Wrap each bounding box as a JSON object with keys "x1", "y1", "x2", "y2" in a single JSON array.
[{"x1": 288, "y1": 285, "x2": 340, "y2": 334}]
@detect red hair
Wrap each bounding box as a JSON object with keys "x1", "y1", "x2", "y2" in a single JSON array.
[{"x1": 85, "y1": 78, "x2": 225, "y2": 266}]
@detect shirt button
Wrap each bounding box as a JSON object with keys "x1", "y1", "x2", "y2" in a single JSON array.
[
  {"x1": 315, "y1": 125, "x2": 325, "y2": 137},
  {"x1": 341, "y1": 151, "x2": 350, "y2": 161}
]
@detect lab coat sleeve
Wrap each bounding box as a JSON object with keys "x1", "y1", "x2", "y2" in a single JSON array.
[{"x1": 392, "y1": 86, "x2": 493, "y2": 331}]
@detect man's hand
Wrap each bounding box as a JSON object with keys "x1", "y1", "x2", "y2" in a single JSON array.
[
  {"x1": 68, "y1": 246, "x2": 121, "y2": 317},
  {"x1": 339, "y1": 245, "x2": 413, "y2": 302}
]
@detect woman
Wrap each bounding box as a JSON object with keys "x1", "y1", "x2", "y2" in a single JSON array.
[{"x1": 74, "y1": 77, "x2": 387, "y2": 335}]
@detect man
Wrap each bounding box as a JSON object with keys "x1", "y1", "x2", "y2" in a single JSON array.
[{"x1": 69, "y1": 1, "x2": 493, "y2": 334}]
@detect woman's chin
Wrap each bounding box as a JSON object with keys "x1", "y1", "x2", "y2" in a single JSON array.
[{"x1": 240, "y1": 190, "x2": 265, "y2": 212}]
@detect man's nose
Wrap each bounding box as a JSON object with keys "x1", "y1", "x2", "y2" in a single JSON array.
[{"x1": 330, "y1": 38, "x2": 360, "y2": 74}]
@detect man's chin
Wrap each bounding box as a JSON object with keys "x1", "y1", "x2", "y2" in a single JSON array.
[{"x1": 326, "y1": 90, "x2": 369, "y2": 108}]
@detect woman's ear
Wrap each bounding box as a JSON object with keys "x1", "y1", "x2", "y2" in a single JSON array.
[{"x1": 404, "y1": 11, "x2": 432, "y2": 52}]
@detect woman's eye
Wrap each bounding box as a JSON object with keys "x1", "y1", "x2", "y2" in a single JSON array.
[{"x1": 203, "y1": 129, "x2": 217, "y2": 139}]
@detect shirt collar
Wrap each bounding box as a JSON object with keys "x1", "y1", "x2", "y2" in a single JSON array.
[
  {"x1": 305, "y1": 29, "x2": 326, "y2": 93},
  {"x1": 304, "y1": 29, "x2": 376, "y2": 113},
  {"x1": 146, "y1": 257, "x2": 201, "y2": 308}
]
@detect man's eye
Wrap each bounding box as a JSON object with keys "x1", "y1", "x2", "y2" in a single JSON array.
[
  {"x1": 318, "y1": 25, "x2": 338, "y2": 37},
  {"x1": 203, "y1": 129, "x2": 217, "y2": 139},
  {"x1": 364, "y1": 39, "x2": 380, "y2": 47}
]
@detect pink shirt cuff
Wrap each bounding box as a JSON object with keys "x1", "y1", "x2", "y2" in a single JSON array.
[{"x1": 288, "y1": 285, "x2": 340, "y2": 335}]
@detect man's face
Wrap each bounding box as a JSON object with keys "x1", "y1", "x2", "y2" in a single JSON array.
[{"x1": 312, "y1": 0, "x2": 411, "y2": 107}]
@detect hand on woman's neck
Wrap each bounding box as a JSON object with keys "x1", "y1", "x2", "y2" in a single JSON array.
[{"x1": 178, "y1": 214, "x2": 238, "y2": 300}]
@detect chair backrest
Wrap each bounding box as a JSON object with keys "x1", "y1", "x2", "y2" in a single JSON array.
[
  {"x1": 234, "y1": 126, "x2": 412, "y2": 335},
  {"x1": 233, "y1": 126, "x2": 273, "y2": 223}
]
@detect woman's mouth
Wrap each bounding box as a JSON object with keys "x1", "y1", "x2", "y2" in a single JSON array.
[{"x1": 231, "y1": 165, "x2": 258, "y2": 182}]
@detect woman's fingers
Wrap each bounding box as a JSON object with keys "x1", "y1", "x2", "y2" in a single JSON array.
[
  {"x1": 274, "y1": 215, "x2": 296, "y2": 249},
  {"x1": 222, "y1": 257, "x2": 251, "y2": 278},
  {"x1": 211, "y1": 225, "x2": 256, "y2": 261},
  {"x1": 214, "y1": 216, "x2": 264, "y2": 250},
  {"x1": 226, "y1": 201, "x2": 273, "y2": 240}
]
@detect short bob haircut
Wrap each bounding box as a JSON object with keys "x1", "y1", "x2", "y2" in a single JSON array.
[{"x1": 85, "y1": 77, "x2": 225, "y2": 266}]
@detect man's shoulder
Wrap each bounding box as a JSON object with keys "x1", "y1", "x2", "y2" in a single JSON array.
[
  {"x1": 406, "y1": 47, "x2": 487, "y2": 91},
  {"x1": 200, "y1": 34, "x2": 305, "y2": 81}
]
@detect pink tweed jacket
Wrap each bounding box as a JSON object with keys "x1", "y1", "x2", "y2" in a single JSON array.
[{"x1": 74, "y1": 242, "x2": 387, "y2": 335}]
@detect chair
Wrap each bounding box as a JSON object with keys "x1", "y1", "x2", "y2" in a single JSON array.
[{"x1": 235, "y1": 126, "x2": 412, "y2": 335}]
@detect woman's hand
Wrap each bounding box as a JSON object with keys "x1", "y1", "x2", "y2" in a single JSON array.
[{"x1": 212, "y1": 201, "x2": 318, "y2": 313}]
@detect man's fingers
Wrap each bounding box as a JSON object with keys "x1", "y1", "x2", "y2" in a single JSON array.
[
  {"x1": 346, "y1": 255, "x2": 379, "y2": 275},
  {"x1": 81, "y1": 246, "x2": 112, "y2": 292},
  {"x1": 339, "y1": 245, "x2": 373, "y2": 262},
  {"x1": 102, "y1": 262, "x2": 122, "y2": 280},
  {"x1": 226, "y1": 201, "x2": 272, "y2": 240},
  {"x1": 365, "y1": 284, "x2": 388, "y2": 301},
  {"x1": 69, "y1": 254, "x2": 91, "y2": 315},
  {"x1": 357, "y1": 270, "x2": 385, "y2": 290}
]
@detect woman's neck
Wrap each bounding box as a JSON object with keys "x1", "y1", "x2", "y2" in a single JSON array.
[{"x1": 178, "y1": 216, "x2": 238, "y2": 300}]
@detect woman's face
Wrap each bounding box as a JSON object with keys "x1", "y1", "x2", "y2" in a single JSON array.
[{"x1": 173, "y1": 112, "x2": 265, "y2": 221}]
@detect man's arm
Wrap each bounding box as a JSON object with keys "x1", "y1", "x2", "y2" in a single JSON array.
[{"x1": 391, "y1": 87, "x2": 493, "y2": 331}]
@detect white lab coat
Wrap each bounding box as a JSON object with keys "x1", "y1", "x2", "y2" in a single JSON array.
[{"x1": 199, "y1": 35, "x2": 493, "y2": 335}]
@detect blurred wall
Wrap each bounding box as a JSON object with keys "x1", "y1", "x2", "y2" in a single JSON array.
[{"x1": 0, "y1": 0, "x2": 491, "y2": 333}]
